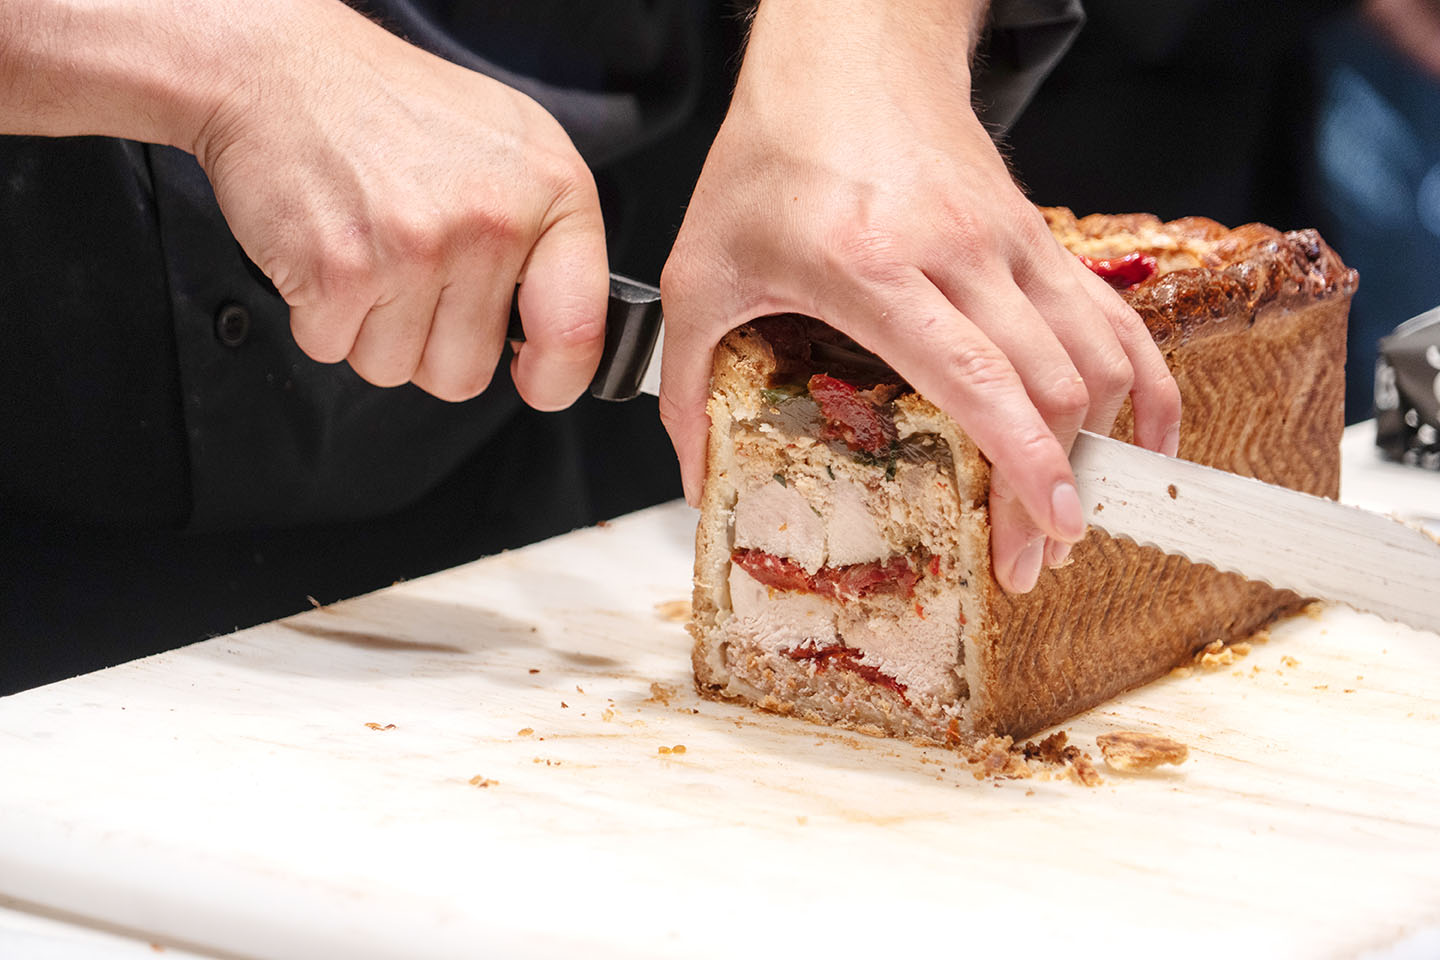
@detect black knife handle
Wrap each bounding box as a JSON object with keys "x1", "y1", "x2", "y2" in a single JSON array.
[{"x1": 506, "y1": 273, "x2": 663, "y2": 402}]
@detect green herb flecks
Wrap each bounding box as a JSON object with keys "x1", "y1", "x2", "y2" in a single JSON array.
[
  {"x1": 760, "y1": 383, "x2": 808, "y2": 406},
  {"x1": 852, "y1": 439, "x2": 901, "y2": 481},
  {"x1": 773, "y1": 472, "x2": 787, "y2": 487}
]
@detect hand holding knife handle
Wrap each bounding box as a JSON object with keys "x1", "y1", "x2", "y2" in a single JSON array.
[{"x1": 506, "y1": 273, "x2": 663, "y2": 401}]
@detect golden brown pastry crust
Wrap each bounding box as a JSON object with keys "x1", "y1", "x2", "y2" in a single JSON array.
[{"x1": 1042, "y1": 206, "x2": 1359, "y2": 350}]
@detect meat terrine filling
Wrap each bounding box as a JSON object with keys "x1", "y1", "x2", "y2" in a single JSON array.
[{"x1": 715, "y1": 366, "x2": 976, "y2": 725}]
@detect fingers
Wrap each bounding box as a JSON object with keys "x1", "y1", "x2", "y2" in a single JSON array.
[
  {"x1": 1070, "y1": 265, "x2": 1183, "y2": 456},
  {"x1": 840, "y1": 272, "x2": 1087, "y2": 552},
  {"x1": 989, "y1": 470, "x2": 1049, "y2": 593},
  {"x1": 411, "y1": 278, "x2": 509, "y2": 401},
  {"x1": 508, "y1": 202, "x2": 609, "y2": 411},
  {"x1": 656, "y1": 262, "x2": 729, "y2": 507},
  {"x1": 928, "y1": 272, "x2": 1092, "y2": 455},
  {"x1": 347, "y1": 286, "x2": 438, "y2": 387}
]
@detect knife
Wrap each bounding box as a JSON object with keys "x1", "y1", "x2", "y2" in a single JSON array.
[
  {"x1": 510, "y1": 282, "x2": 1440, "y2": 631},
  {"x1": 1071, "y1": 430, "x2": 1440, "y2": 633},
  {"x1": 506, "y1": 273, "x2": 663, "y2": 401}
]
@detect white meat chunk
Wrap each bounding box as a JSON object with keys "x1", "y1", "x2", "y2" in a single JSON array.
[
  {"x1": 733, "y1": 478, "x2": 826, "y2": 573},
  {"x1": 822, "y1": 479, "x2": 888, "y2": 566},
  {"x1": 836, "y1": 588, "x2": 962, "y2": 700},
  {"x1": 726, "y1": 564, "x2": 837, "y2": 651}
]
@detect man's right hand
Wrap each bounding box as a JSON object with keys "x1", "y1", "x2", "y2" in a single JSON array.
[{"x1": 3, "y1": 0, "x2": 609, "y2": 409}]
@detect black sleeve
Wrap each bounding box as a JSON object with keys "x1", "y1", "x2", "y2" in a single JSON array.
[{"x1": 973, "y1": 0, "x2": 1086, "y2": 133}]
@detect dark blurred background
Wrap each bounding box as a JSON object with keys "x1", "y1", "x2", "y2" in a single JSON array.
[
  {"x1": 1004, "y1": 0, "x2": 1440, "y2": 424},
  {"x1": 5, "y1": 0, "x2": 1438, "y2": 695}
]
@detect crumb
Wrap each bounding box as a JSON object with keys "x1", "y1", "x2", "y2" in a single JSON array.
[
  {"x1": 1066, "y1": 754, "x2": 1104, "y2": 787},
  {"x1": 672, "y1": 744, "x2": 687, "y2": 755},
  {"x1": 560, "y1": 701, "x2": 569, "y2": 709},
  {"x1": 602, "y1": 708, "x2": 616, "y2": 721},
  {"x1": 1096, "y1": 731, "x2": 1189, "y2": 772},
  {"x1": 1252, "y1": 665, "x2": 1262, "y2": 674},
  {"x1": 528, "y1": 668, "x2": 540, "y2": 674},
  {"x1": 150, "y1": 945, "x2": 165, "y2": 953},
  {"x1": 1021, "y1": 731, "x2": 1071, "y2": 765},
  {"x1": 1167, "y1": 483, "x2": 1177, "y2": 499},
  {"x1": 595, "y1": 519, "x2": 609, "y2": 528},
  {"x1": 1303, "y1": 602, "x2": 1326, "y2": 620},
  {"x1": 1281, "y1": 656, "x2": 1300, "y2": 668},
  {"x1": 575, "y1": 685, "x2": 585, "y2": 694},
  {"x1": 1313, "y1": 684, "x2": 1328, "y2": 691},
  {"x1": 796, "y1": 816, "x2": 808, "y2": 825},
  {"x1": 518, "y1": 727, "x2": 534, "y2": 736},
  {"x1": 1251, "y1": 629, "x2": 1271, "y2": 644},
  {"x1": 305, "y1": 595, "x2": 322, "y2": 610},
  {"x1": 647, "y1": 681, "x2": 678, "y2": 705},
  {"x1": 1169, "y1": 665, "x2": 1194, "y2": 679},
  {"x1": 364, "y1": 722, "x2": 396, "y2": 731},
  {"x1": 654, "y1": 599, "x2": 691, "y2": 622},
  {"x1": 1025, "y1": 789, "x2": 1035, "y2": 796},
  {"x1": 1199, "y1": 646, "x2": 1236, "y2": 668},
  {"x1": 1355, "y1": 675, "x2": 1364, "y2": 681},
  {"x1": 1093, "y1": 503, "x2": 1104, "y2": 513},
  {"x1": 1344, "y1": 688, "x2": 1356, "y2": 694},
  {"x1": 468, "y1": 775, "x2": 498, "y2": 788},
  {"x1": 657, "y1": 746, "x2": 671, "y2": 755},
  {"x1": 1231, "y1": 642, "x2": 1252, "y2": 656}
]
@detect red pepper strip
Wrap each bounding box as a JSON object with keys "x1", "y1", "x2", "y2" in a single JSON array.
[
  {"x1": 784, "y1": 642, "x2": 909, "y2": 698},
  {"x1": 807, "y1": 373, "x2": 897, "y2": 456},
  {"x1": 1076, "y1": 251, "x2": 1158, "y2": 290},
  {"x1": 732, "y1": 549, "x2": 919, "y2": 600}
]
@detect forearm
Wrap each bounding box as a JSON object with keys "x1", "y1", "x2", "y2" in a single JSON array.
[{"x1": 0, "y1": 0, "x2": 339, "y2": 153}]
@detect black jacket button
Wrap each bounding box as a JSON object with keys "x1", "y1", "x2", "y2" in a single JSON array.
[{"x1": 215, "y1": 302, "x2": 251, "y2": 347}]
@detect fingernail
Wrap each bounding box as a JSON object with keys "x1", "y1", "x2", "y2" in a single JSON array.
[
  {"x1": 1045, "y1": 538, "x2": 1072, "y2": 568},
  {"x1": 1050, "y1": 482, "x2": 1084, "y2": 541},
  {"x1": 1162, "y1": 423, "x2": 1180, "y2": 458},
  {"x1": 1010, "y1": 538, "x2": 1045, "y2": 593}
]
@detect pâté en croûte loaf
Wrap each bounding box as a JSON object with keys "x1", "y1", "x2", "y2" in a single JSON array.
[{"x1": 688, "y1": 208, "x2": 1357, "y2": 744}]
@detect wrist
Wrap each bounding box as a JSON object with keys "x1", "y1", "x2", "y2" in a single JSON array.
[{"x1": 743, "y1": 0, "x2": 984, "y2": 96}]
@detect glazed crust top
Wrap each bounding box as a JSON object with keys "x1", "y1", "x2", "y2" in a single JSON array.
[{"x1": 1042, "y1": 207, "x2": 1359, "y2": 351}]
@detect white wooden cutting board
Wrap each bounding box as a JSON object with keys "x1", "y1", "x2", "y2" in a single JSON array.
[{"x1": 2, "y1": 483, "x2": 1439, "y2": 958}]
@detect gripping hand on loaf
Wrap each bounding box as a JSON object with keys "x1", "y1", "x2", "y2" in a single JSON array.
[
  {"x1": 658, "y1": 0, "x2": 1183, "y2": 594},
  {"x1": 3, "y1": 0, "x2": 609, "y2": 410}
]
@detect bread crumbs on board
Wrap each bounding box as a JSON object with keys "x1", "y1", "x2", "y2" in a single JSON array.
[
  {"x1": 647, "y1": 681, "x2": 678, "y2": 705},
  {"x1": 1096, "y1": 731, "x2": 1189, "y2": 772}
]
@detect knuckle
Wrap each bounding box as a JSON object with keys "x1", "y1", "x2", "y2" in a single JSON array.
[
  {"x1": 348, "y1": 353, "x2": 415, "y2": 390},
  {"x1": 826, "y1": 224, "x2": 909, "y2": 288},
  {"x1": 309, "y1": 240, "x2": 373, "y2": 294},
  {"x1": 1093, "y1": 352, "x2": 1135, "y2": 400},
  {"x1": 456, "y1": 203, "x2": 523, "y2": 251},
  {"x1": 1036, "y1": 373, "x2": 1090, "y2": 423},
  {"x1": 948, "y1": 345, "x2": 1017, "y2": 393},
  {"x1": 427, "y1": 369, "x2": 495, "y2": 404},
  {"x1": 387, "y1": 215, "x2": 446, "y2": 266},
  {"x1": 551, "y1": 312, "x2": 606, "y2": 350},
  {"x1": 292, "y1": 327, "x2": 349, "y2": 364}
]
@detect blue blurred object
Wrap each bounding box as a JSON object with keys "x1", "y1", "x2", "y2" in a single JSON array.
[{"x1": 1308, "y1": 13, "x2": 1440, "y2": 424}]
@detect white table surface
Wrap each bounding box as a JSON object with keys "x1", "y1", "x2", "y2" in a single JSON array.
[{"x1": 1, "y1": 422, "x2": 1437, "y2": 960}]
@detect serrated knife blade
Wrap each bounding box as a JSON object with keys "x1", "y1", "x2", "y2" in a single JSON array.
[{"x1": 1070, "y1": 430, "x2": 1440, "y2": 633}]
